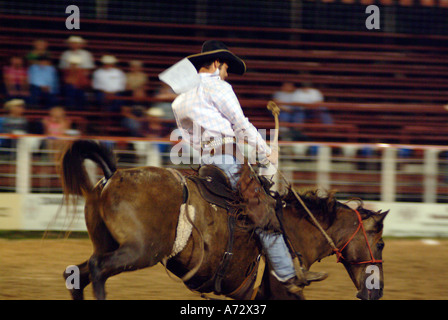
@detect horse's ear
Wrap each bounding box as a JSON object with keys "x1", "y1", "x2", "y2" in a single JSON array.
[{"x1": 373, "y1": 210, "x2": 389, "y2": 224}]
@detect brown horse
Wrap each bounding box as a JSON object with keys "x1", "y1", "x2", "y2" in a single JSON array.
[
  {"x1": 60, "y1": 140, "x2": 275, "y2": 300},
  {"x1": 60, "y1": 140, "x2": 387, "y2": 300}
]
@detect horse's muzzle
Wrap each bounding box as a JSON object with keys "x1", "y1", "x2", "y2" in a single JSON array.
[{"x1": 356, "y1": 287, "x2": 383, "y2": 300}]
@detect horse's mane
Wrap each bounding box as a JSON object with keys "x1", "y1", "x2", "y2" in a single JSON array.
[{"x1": 283, "y1": 188, "x2": 377, "y2": 226}]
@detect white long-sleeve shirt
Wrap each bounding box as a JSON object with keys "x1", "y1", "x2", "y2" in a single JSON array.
[
  {"x1": 59, "y1": 49, "x2": 95, "y2": 69},
  {"x1": 92, "y1": 67, "x2": 126, "y2": 93},
  {"x1": 172, "y1": 70, "x2": 271, "y2": 160}
]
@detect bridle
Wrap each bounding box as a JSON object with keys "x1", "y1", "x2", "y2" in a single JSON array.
[
  {"x1": 333, "y1": 209, "x2": 383, "y2": 265},
  {"x1": 267, "y1": 100, "x2": 382, "y2": 266},
  {"x1": 277, "y1": 170, "x2": 383, "y2": 266}
]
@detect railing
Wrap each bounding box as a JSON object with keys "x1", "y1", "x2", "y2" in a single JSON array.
[{"x1": 1, "y1": 134, "x2": 448, "y2": 203}]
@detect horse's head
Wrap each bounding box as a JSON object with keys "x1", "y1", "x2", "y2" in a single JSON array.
[
  {"x1": 281, "y1": 189, "x2": 388, "y2": 300},
  {"x1": 332, "y1": 204, "x2": 389, "y2": 300},
  {"x1": 236, "y1": 163, "x2": 278, "y2": 230}
]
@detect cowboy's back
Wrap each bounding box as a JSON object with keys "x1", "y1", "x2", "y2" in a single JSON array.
[{"x1": 172, "y1": 70, "x2": 270, "y2": 161}]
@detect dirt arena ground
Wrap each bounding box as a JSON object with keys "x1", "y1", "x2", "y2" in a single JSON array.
[{"x1": 1, "y1": 238, "x2": 448, "y2": 300}]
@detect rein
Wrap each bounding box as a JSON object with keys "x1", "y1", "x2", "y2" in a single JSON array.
[
  {"x1": 282, "y1": 175, "x2": 381, "y2": 265},
  {"x1": 334, "y1": 209, "x2": 382, "y2": 265},
  {"x1": 267, "y1": 100, "x2": 381, "y2": 266}
]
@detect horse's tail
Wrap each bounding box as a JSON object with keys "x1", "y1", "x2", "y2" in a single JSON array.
[{"x1": 61, "y1": 140, "x2": 117, "y2": 197}]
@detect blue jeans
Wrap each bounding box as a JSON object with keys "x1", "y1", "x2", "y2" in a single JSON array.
[
  {"x1": 95, "y1": 90, "x2": 123, "y2": 112},
  {"x1": 201, "y1": 153, "x2": 296, "y2": 282},
  {"x1": 279, "y1": 107, "x2": 333, "y2": 125},
  {"x1": 29, "y1": 85, "x2": 57, "y2": 109},
  {"x1": 279, "y1": 108, "x2": 305, "y2": 124},
  {"x1": 64, "y1": 84, "x2": 86, "y2": 110}
]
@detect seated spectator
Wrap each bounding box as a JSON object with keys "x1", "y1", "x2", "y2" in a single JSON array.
[
  {"x1": 145, "y1": 107, "x2": 172, "y2": 156},
  {"x1": 28, "y1": 54, "x2": 59, "y2": 109},
  {"x1": 43, "y1": 106, "x2": 71, "y2": 137},
  {"x1": 63, "y1": 55, "x2": 89, "y2": 110},
  {"x1": 273, "y1": 81, "x2": 333, "y2": 140},
  {"x1": 272, "y1": 82, "x2": 305, "y2": 141},
  {"x1": 42, "y1": 106, "x2": 72, "y2": 159},
  {"x1": 3, "y1": 56, "x2": 29, "y2": 101},
  {"x1": 92, "y1": 55, "x2": 126, "y2": 111},
  {"x1": 120, "y1": 105, "x2": 147, "y2": 137},
  {"x1": 125, "y1": 60, "x2": 148, "y2": 103},
  {"x1": 0, "y1": 99, "x2": 28, "y2": 150},
  {"x1": 1, "y1": 99, "x2": 28, "y2": 134},
  {"x1": 146, "y1": 107, "x2": 165, "y2": 138},
  {"x1": 273, "y1": 82, "x2": 302, "y2": 120},
  {"x1": 295, "y1": 82, "x2": 333, "y2": 125},
  {"x1": 150, "y1": 83, "x2": 177, "y2": 133},
  {"x1": 59, "y1": 36, "x2": 95, "y2": 71},
  {"x1": 26, "y1": 39, "x2": 50, "y2": 65}
]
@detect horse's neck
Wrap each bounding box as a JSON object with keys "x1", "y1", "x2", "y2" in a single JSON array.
[{"x1": 283, "y1": 207, "x2": 335, "y2": 269}]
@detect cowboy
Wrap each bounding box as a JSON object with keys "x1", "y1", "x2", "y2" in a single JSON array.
[{"x1": 171, "y1": 40, "x2": 327, "y2": 296}]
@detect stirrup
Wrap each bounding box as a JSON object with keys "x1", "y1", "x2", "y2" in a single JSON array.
[{"x1": 283, "y1": 277, "x2": 304, "y2": 296}]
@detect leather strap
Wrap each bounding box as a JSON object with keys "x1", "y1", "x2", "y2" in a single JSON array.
[
  {"x1": 214, "y1": 214, "x2": 236, "y2": 294},
  {"x1": 274, "y1": 195, "x2": 304, "y2": 267}
]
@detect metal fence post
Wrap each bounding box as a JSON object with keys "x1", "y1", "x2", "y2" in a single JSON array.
[
  {"x1": 381, "y1": 147, "x2": 396, "y2": 202},
  {"x1": 423, "y1": 149, "x2": 438, "y2": 203},
  {"x1": 15, "y1": 137, "x2": 31, "y2": 194},
  {"x1": 317, "y1": 145, "x2": 331, "y2": 191},
  {"x1": 146, "y1": 141, "x2": 162, "y2": 167}
]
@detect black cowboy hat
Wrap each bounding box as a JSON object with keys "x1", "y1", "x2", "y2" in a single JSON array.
[{"x1": 187, "y1": 40, "x2": 246, "y2": 75}]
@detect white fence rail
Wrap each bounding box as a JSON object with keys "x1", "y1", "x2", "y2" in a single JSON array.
[
  {"x1": 1, "y1": 135, "x2": 448, "y2": 236},
  {"x1": 1, "y1": 135, "x2": 448, "y2": 202}
]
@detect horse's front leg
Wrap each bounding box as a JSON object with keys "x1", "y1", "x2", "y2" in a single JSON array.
[{"x1": 63, "y1": 260, "x2": 90, "y2": 300}]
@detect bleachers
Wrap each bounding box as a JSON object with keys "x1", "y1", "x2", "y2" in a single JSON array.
[{"x1": 1, "y1": 13, "x2": 448, "y2": 144}]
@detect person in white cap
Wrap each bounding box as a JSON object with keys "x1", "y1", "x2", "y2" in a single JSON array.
[
  {"x1": 92, "y1": 55, "x2": 126, "y2": 111},
  {"x1": 63, "y1": 55, "x2": 89, "y2": 110},
  {"x1": 59, "y1": 36, "x2": 95, "y2": 70}
]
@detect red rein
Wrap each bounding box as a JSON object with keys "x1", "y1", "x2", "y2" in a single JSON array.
[{"x1": 333, "y1": 209, "x2": 382, "y2": 265}]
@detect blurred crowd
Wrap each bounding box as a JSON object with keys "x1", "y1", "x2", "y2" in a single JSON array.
[
  {"x1": 2, "y1": 35, "x2": 336, "y2": 145},
  {"x1": 1, "y1": 36, "x2": 177, "y2": 139}
]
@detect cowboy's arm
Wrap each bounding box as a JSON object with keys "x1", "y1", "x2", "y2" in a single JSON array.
[{"x1": 215, "y1": 83, "x2": 272, "y2": 160}]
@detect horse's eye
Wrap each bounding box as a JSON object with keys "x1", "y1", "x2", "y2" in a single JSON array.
[{"x1": 377, "y1": 241, "x2": 385, "y2": 250}]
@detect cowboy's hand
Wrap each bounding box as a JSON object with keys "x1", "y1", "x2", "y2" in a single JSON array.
[
  {"x1": 267, "y1": 146, "x2": 278, "y2": 166},
  {"x1": 259, "y1": 157, "x2": 278, "y2": 176}
]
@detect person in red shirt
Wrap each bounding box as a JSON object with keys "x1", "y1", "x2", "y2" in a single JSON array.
[{"x1": 3, "y1": 56, "x2": 29, "y2": 101}]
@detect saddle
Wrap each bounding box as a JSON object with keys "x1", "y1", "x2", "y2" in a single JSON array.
[
  {"x1": 187, "y1": 165, "x2": 241, "y2": 214},
  {"x1": 184, "y1": 165, "x2": 306, "y2": 297},
  {"x1": 185, "y1": 165, "x2": 244, "y2": 294}
]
